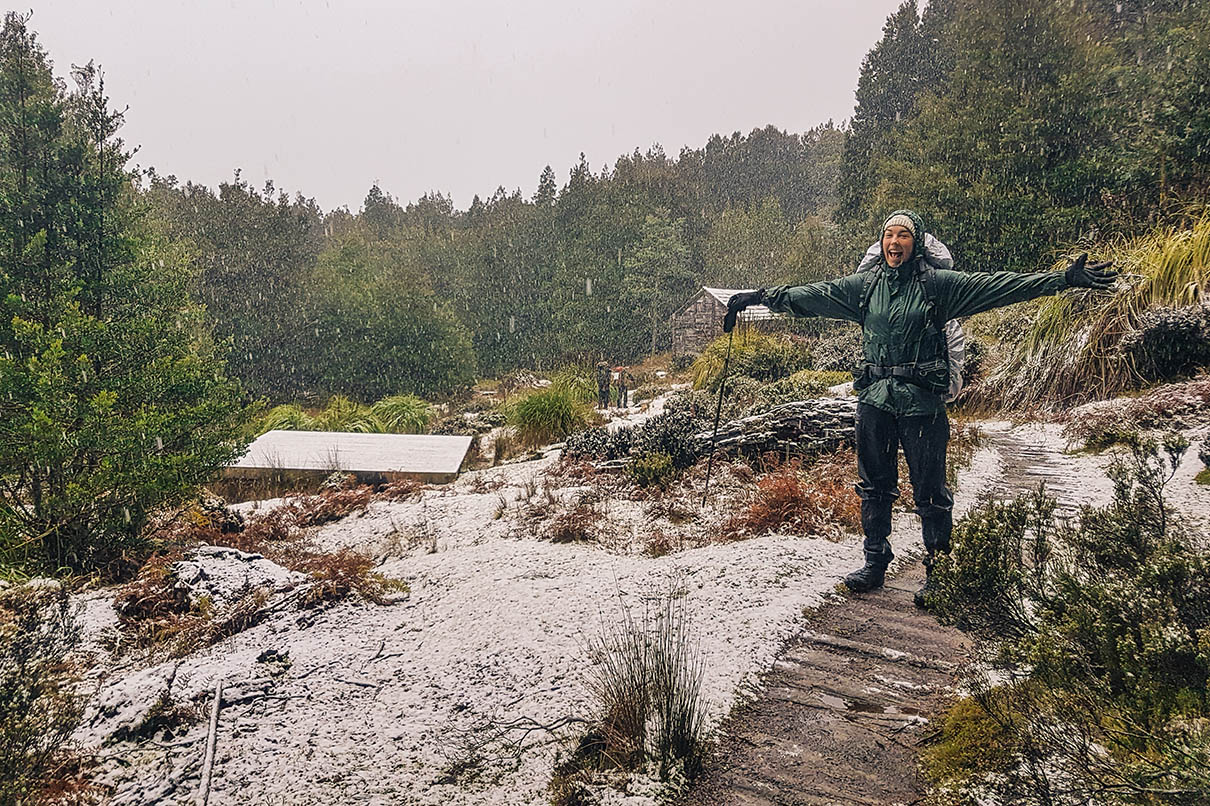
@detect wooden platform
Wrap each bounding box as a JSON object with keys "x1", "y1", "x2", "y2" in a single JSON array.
[{"x1": 227, "y1": 430, "x2": 474, "y2": 484}]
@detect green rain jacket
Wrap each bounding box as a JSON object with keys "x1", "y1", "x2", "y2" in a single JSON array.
[{"x1": 761, "y1": 261, "x2": 1069, "y2": 417}]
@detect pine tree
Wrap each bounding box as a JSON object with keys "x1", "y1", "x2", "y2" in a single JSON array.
[{"x1": 0, "y1": 14, "x2": 244, "y2": 574}]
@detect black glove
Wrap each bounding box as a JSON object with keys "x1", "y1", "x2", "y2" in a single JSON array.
[
  {"x1": 723, "y1": 289, "x2": 765, "y2": 333},
  {"x1": 1064, "y1": 253, "x2": 1116, "y2": 290}
]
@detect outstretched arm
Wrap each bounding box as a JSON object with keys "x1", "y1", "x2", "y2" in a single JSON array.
[
  {"x1": 940, "y1": 254, "x2": 1115, "y2": 319},
  {"x1": 760, "y1": 273, "x2": 865, "y2": 322}
]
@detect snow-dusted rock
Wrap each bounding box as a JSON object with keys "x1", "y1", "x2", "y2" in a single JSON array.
[{"x1": 172, "y1": 546, "x2": 304, "y2": 609}]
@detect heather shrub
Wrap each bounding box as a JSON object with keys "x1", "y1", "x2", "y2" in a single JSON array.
[
  {"x1": 628, "y1": 452, "x2": 675, "y2": 488},
  {"x1": 632, "y1": 412, "x2": 700, "y2": 470},
  {"x1": 1062, "y1": 378, "x2": 1210, "y2": 450},
  {"x1": 1120, "y1": 304, "x2": 1210, "y2": 383},
  {"x1": 925, "y1": 437, "x2": 1210, "y2": 803}
]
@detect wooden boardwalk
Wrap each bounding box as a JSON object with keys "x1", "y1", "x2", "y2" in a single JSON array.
[{"x1": 676, "y1": 423, "x2": 1085, "y2": 805}]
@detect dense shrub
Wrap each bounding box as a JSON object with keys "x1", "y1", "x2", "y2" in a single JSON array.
[
  {"x1": 628, "y1": 452, "x2": 675, "y2": 488},
  {"x1": 662, "y1": 389, "x2": 716, "y2": 422},
  {"x1": 691, "y1": 330, "x2": 810, "y2": 391},
  {"x1": 1121, "y1": 304, "x2": 1210, "y2": 383},
  {"x1": 1062, "y1": 378, "x2": 1210, "y2": 450},
  {"x1": 632, "y1": 412, "x2": 700, "y2": 470},
  {"x1": 926, "y1": 437, "x2": 1210, "y2": 803},
  {"x1": 668, "y1": 352, "x2": 697, "y2": 373},
  {"x1": 563, "y1": 427, "x2": 632, "y2": 462},
  {"x1": 809, "y1": 324, "x2": 862, "y2": 372}
]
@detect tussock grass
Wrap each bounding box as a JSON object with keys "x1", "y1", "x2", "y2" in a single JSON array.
[
  {"x1": 368, "y1": 395, "x2": 431, "y2": 434},
  {"x1": 981, "y1": 214, "x2": 1210, "y2": 408},
  {"x1": 508, "y1": 386, "x2": 596, "y2": 447},
  {"x1": 252, "y1": 394, "x2": 434, "y2": 436},
  {"x1": 566, "y1": 576, "x2": 708, "y2": 784}
]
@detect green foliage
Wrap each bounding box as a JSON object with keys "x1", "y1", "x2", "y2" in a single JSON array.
[
  {"x1": 1122, "y1": 305, "x2": 1210, "y2": 383},
  {"x1": 369, "y1": 395, "x2": 432, "y2": 434},
  {"x1": 0, "y1": 16, "x2": 246, "y2": 574},
  {"x1": 549, "y1": 365, "x2": 596, "y2": 405},
  {"x1": 143, "y1": 173, "x2": 323, "y2": 402},
  {"x1": 919, "y1": 693, "x2": 1020, "y2": 790},
  {"x1": 839, "y1": 1, "x2": 1210, "y2": 274},
  {"x1": 252, "y1": 394, "x2": 433, "y2": 436},
  {"x1": 508, "y1": 386, "x2": 595, "y2": 447},
  {"x1": 308, "y1": 235, "x2": 476, "y2": 401},
  {"x1": 927, "y1": 437, "x2": 1210, "y2": 803},
  {"x1": 0, "y1": 580, "x2": 85, "y2": 805},
  {"x1": 257, "y1": 404, "x2": 317, "y2": 433},
  {"x1": 690, "y1": 330, "x2": 810, "y2": 392},
  {"x1": 627, "y1": 452, "x2": 675, "y2": 488}
]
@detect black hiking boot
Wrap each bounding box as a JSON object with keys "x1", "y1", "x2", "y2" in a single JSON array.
[
  {"x1": 843, "y1": 558, "x2": 889, "y2": 593},
  {"x1": 915, "y1": 553, "x2": 946, "y2": 609},
  {"x1": 913, "y1": 570, "x2": 935, "y2": 609}
]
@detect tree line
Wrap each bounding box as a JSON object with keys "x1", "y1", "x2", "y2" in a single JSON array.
[{"x1": 1, "y1": 0, "x2": 1207, "y2": 570}]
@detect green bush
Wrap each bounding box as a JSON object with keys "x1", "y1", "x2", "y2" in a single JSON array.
[
  {"x1": 926, "y1": 436, "x2": 1210, "y2": 803},
  {"x1": 508, "y1": 386, "x2": 595, "y2": 447},
  {"x1": 628, "y1": 452, "x2": 675, "y2": 487},
  {"x1": 690, "y1": 331, "x2": 810, "y2": 391},
  {"x1": 1121, "y1": 305, "x2": 1210, "y2": 383}
]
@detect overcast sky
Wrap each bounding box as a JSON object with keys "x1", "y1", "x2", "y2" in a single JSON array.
[{"x1": 32, "y1": 1, "x2": 903, "y2": 213}]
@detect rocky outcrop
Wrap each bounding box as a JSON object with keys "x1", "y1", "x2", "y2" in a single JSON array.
[{"x1": 692, "y1": 398, "x2": 857, "y2": 457}]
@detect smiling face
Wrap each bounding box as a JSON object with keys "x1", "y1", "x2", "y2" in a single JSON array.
[{"x1": 881, "y1": 225, "x2": 915, "y2": 268}]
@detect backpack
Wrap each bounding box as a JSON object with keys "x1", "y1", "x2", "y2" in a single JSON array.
[{"x1": 855, "y1": 235, "x2": 967, "y2": 403}]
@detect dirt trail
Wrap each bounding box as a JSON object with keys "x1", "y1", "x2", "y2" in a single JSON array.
[{"x1": 675, "y1": 421, "x2": 1089, "y2": 806}]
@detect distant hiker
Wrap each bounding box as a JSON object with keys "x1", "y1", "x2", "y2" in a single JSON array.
[
  {"x1": 615, "y1": 366, "x2": 632, "y2": 408},
  {"x1": 725, "y1": 209, "x2": 1114, "y2": 608},
  {"x1": 596, "y1": 361, "x2": 611, "y2": 409}
]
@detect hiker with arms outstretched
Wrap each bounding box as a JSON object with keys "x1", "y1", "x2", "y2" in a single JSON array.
[{"x1": 725, "y1": 210, "x2": 1115, "y2": 607}]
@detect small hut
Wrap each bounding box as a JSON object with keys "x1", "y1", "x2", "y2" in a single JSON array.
[{"x1": 669, "y1": 287, "x2": 779, "y2": 355}]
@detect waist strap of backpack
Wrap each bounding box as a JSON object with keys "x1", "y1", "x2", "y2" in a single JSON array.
[{"x1": 864, "y1": 359, "x2": 946, "y2": 380}]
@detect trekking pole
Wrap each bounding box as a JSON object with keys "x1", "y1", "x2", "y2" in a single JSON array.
[{"x1": 701, "y1": 328, "x2": 734, "y2": 508}]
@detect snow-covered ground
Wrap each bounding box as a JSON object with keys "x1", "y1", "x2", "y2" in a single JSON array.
[{"x1": 69, "y1": 408, "x2": 1210, "y2": 806}]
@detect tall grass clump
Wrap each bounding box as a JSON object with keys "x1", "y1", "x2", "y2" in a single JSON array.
[
  {"x1": 508, "y1": 384, "x2": 595, "y2": 447},
  {"x1": 554, "y1": 576, "x2": 707, "y2": 795},
  {"x1": 252, "y1": 394, "x2": 435, "y2": 436},
  {"x1": 257, "y1": 404, "x2": 317, "y2": 433},
  {"x1": 369, "y1": 395, "x2": 431, "y2": 434},
  {"x1": 982, "y1": 214, "x2": 1210, "y2": 408}
]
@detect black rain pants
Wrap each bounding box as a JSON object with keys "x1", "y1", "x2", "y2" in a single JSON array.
[{"x1": 854, "y1": 403, "x2": 954, "y2": 568}]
